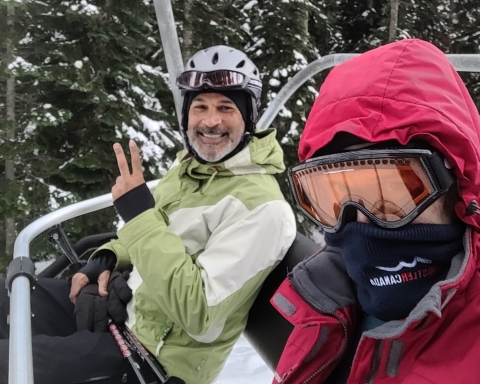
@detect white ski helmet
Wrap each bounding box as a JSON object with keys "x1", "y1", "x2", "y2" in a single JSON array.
[{"x1": 177, "y1": 45, "x2": 262, "y2": 130}]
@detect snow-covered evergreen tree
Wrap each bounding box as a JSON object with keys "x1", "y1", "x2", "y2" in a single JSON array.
[
  {"x1": 0, "y1": 0, "x2": 56, "y2": 269},
  {"x1": 0, "y1": 0, "x2": 181, "y2": 270},
  {"x1": 2, "y1": 0, "x2": 480, "y2": 269}
]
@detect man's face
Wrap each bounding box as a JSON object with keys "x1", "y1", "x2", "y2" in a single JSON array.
[{"x1": 187, "y1": 92, "x2": 246, "y2": 163}]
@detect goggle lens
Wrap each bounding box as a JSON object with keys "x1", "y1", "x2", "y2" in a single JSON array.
[
  {"x1": 291, "y1": 156, "x2": 437, "y2": 230},
  {"x1": 177, "y1": 70, "x2": 246, "y2": 89}
]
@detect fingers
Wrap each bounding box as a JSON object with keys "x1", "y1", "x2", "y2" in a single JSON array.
[
  {"x1": 129, "y1": 140, "x2": 143, "y2": 175},
  {"x1": 69, "y1": 273, "x2": 89, "y2": 304},
  {"x1": 113, "y1": 141, "x2": 142, "y2": 175},
  {"x1": 98, "y1": 269, "x2": 111, "y2": 297},
  {"x1": 112, "y1": 141, "x2": 145, "y2": 201},
  {"x1": 113, "y1": 143, "x2": 130, "y2": 177}
]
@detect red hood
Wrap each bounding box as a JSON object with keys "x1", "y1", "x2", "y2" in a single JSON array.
[{"x1": 299, "y1": 39, "x2": 480, "y2": 229}]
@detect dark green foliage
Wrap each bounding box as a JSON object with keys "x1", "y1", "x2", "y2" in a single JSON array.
[
  {"x1": 0, "y1": 0, "x2": 181, "y2": 271},
  {"x1": 1, "y1": 0, "x2": 480, "y2": 270}
]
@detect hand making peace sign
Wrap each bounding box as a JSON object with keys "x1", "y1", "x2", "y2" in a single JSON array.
[{"x1": 112, "y1": 140, "x2": 145, "y2": 201}]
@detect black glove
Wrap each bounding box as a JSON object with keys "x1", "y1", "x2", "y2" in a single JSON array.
[
  {"x1": 74, "y1": 283, "x2": 108, "y2": 332},
  {"x1": 78, "y1": 252, "x2": 116, "y2": 283},
  {"x1": 75, "y1": 270, "x2": 132, "y2": 332},
  {"x1": 107, "y1": 271, "x2": 133, "y2": 324}
]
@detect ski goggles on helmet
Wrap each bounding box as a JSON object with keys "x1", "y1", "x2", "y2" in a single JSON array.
[
  {"x1": 288, "y1": 148, "x2": 456, "y2": 233},
  {"x1": 176, "y1": 70, "x2": 262, "y2": 99}
]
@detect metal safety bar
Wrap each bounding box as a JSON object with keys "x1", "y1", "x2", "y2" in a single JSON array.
[
  {"x1": 257, "y1": 53, "x2": 480, "y2": 130},
  {"x1": 153, "y1": 0, "x2": 184, "y2": 128},
  {"x1": 8, "y1": 52, "x2": 480, "y2": 383}
]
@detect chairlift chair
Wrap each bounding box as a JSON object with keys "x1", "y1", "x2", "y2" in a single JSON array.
[{"x1": 6, "y1": 0, "x2": 480, "y2": 382}]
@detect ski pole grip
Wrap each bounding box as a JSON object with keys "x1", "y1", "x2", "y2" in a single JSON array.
[
  {"x1": 109, "y1": 322, "x2": 131, "y2": 358},
  {"x1": 5, "y1": 257, "x2": 36, "y2": 293}
]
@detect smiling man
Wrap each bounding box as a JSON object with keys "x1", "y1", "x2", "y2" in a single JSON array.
[
  {"x1": 185, "y1": 91, "x2": 247, "y2": 162},
  {"x1": 90, "y1": 46, "x2": 296, "y2": 384},
  {"x1": 177, "y1": 46, "x2": 263, "y2": 164},
  {"x1": 0, "y1": 45, "x2": 296, "y2": 384}
]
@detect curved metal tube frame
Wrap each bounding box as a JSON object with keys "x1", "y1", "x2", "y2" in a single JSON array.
[
  {"x1": 8, "y1": 180, "x2": 159, "y2": 384},
  {"x1": 152, "y1": 0, "x2": 185, "y2": 127},
  {"x1": 257, "y1": 53, "x2": 480, "y2": 131}
]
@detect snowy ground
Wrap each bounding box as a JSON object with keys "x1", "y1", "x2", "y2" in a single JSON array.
[{"x1": 215, "y1": 335, "x2": 272, "y2": 384}]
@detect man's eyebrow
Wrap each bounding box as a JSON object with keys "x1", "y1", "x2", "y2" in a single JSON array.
[{"x1": 192, "y1": 97, "x2": 235, "y2": 104}]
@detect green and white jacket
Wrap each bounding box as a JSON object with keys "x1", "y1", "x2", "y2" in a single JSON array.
[{"x1": 96, "y1": 129, "x2": 296, "y2": 384}]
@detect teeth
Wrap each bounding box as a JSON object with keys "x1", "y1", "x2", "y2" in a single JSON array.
[{"x1": 203, "y1": 133, "x2": 223, "y2": 138}]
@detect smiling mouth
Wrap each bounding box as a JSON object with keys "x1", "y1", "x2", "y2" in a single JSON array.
[
  {"x1": 197, "y1": 131, "x2": 229, "y2": 145},
  {"x1": 199, "y1": 132, "x2": 228, "y2": 138}
]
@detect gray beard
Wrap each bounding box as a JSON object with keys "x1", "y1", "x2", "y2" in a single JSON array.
[{"x1": 190, "y1": 138, "x2": 237, "y2": 162}]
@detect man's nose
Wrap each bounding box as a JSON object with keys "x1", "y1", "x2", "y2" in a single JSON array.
[{"x1": 202, "y1": 110, "x2": 222, "y2": 127}]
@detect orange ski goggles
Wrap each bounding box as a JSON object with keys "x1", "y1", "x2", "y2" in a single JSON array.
[{"x1": 288, "y1": 149, "x2": 455, "y2": 233}]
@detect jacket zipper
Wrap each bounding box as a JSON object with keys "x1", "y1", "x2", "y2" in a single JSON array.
[
  {"x1": 286, "y1": 275, "x2": 350, "y2": 384},
  {"x1": 365, "y1": 339, "x2": 382, "y2": 384}
]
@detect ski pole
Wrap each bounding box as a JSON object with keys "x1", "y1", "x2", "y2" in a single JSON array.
[
  {"x1": 120, "y1": 325, "x2": 185, "y2": 384},
  {"x1": 108, "y1": 319, "x2": 150, "y2": 384}
]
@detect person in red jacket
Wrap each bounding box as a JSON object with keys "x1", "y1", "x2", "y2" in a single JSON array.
[{"x1": 271, "y1": 38, "x2": 480, "y2": 384}]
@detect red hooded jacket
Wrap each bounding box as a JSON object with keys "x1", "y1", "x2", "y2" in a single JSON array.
[{"x1": 270, "y1": 39, "x2": 480, "y2": 383}]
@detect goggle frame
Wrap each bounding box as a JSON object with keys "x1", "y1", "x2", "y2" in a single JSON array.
[
  {"x1": 288, "y1": 148, "x2": 455, "y2": 233},
  {"x1": 176, "y1": 70, "x2": 262, "y2": 99}
]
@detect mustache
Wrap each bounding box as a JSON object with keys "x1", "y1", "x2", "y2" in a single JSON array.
[{"x1": 195, "y1": 126, "x2": 230, "y2": 135}]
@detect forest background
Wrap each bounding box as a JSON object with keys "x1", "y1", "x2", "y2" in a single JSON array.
[{"x1": 1, "y1": 0, "x2": 479, "y2": 272}]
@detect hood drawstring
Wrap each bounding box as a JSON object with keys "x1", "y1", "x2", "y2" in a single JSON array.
[
  {"x1": 465, "y1": 200, "x2": 480, "y2": 216},
  {"x1": 200, "y1": 168, "x2": 218, "y2": 194}
]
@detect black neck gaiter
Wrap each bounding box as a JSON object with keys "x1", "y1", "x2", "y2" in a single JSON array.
[{"x1": 325, "y1": 222, "x2": 465, "y2": 321}]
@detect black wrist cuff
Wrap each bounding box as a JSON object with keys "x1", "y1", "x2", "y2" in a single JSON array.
[{"x1": 113, "y1": 183, "x2": 155, "y2": 223}]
